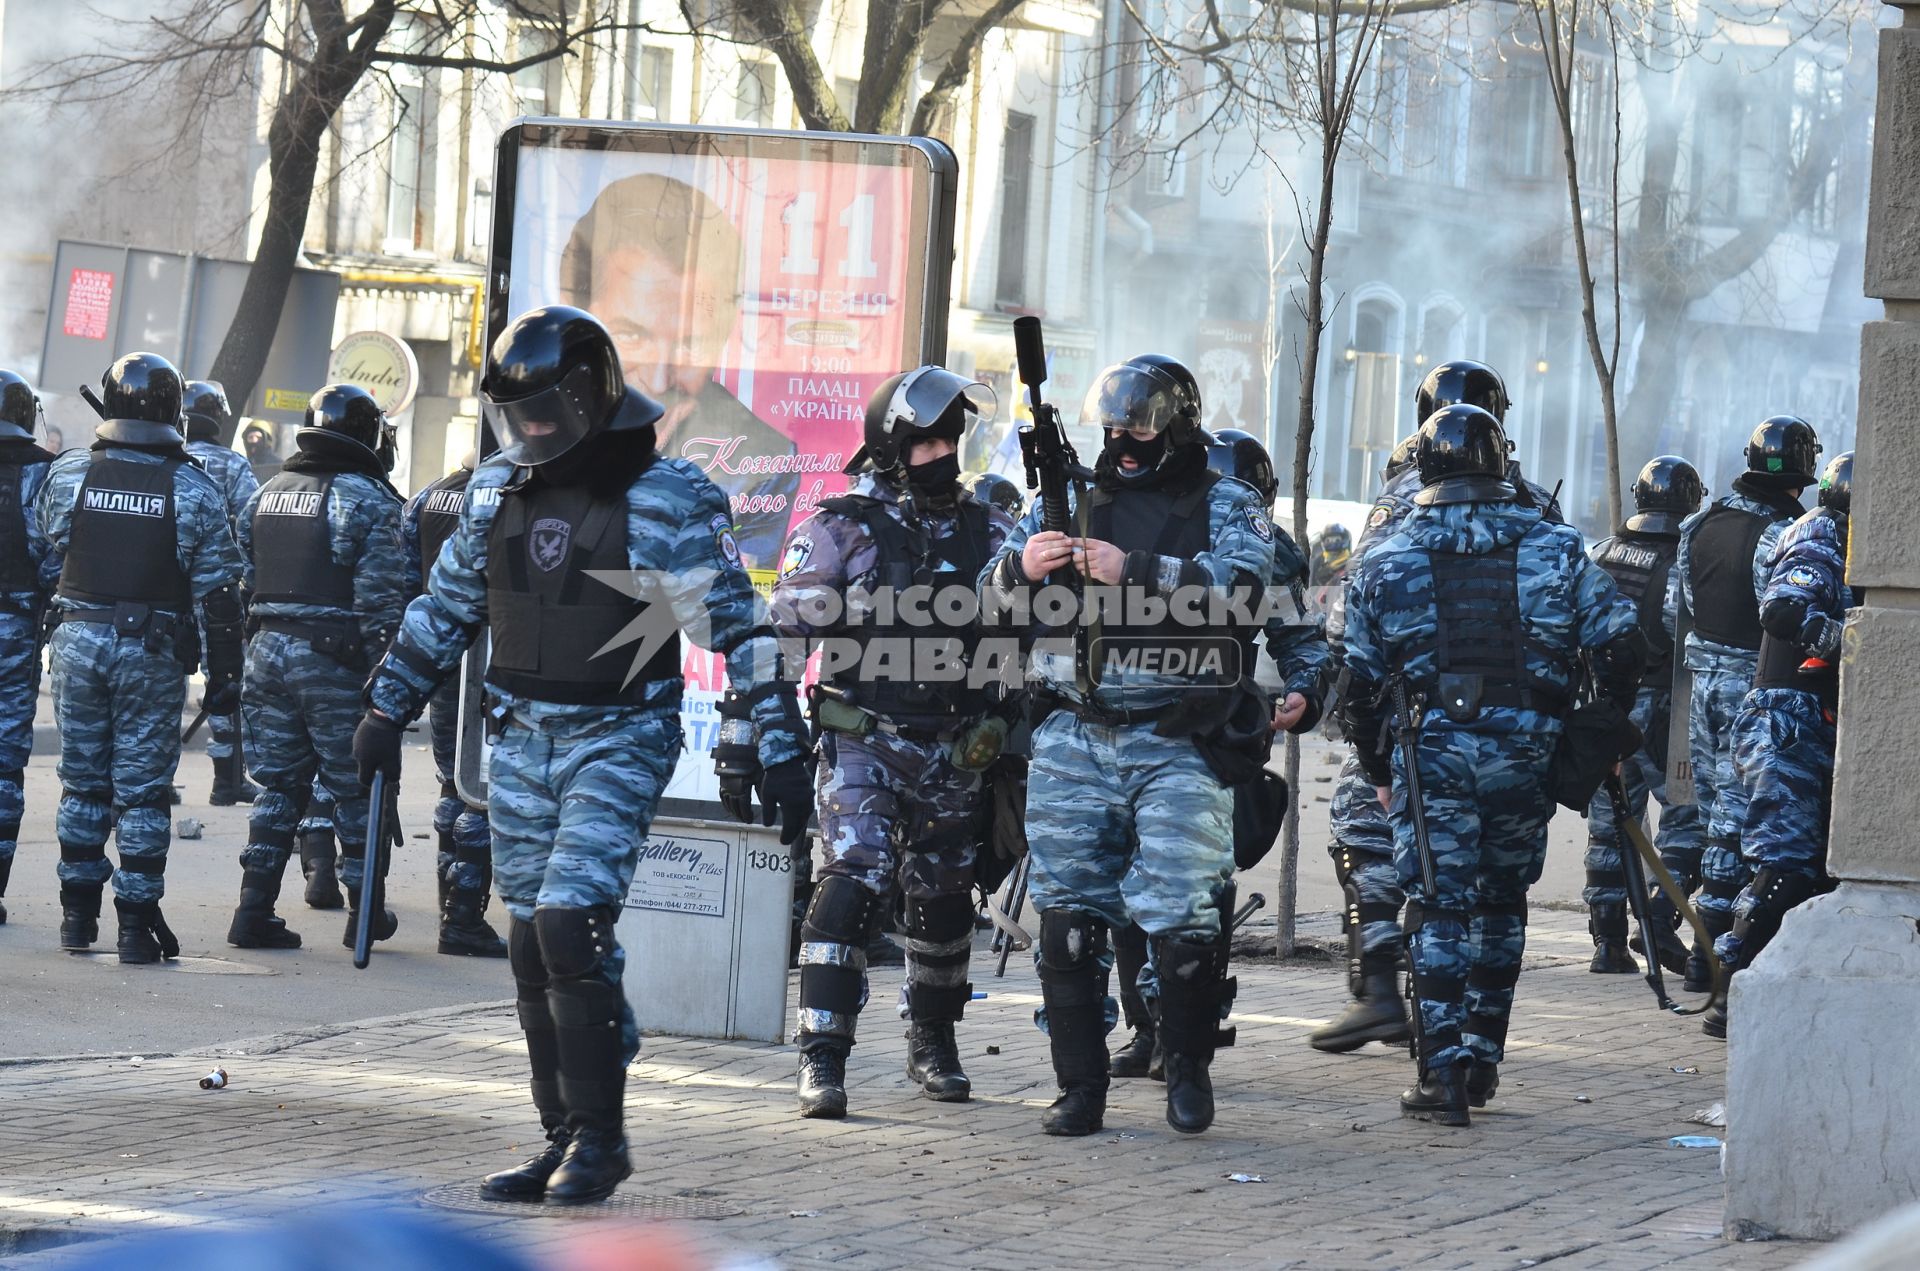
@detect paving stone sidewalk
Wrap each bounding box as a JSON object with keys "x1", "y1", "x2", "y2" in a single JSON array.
[{"x1": 0, "y1": 910, "x2": 1812, "y2": 1270}]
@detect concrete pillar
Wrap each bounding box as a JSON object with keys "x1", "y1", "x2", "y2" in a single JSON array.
[{"x1": 1723, "y1": 1, "x2": 1920, "y2": 1240}]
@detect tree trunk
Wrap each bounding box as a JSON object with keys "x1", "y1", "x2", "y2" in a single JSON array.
[{"x1": 1619, "y1": 297, "x2": 1687, "y2": 467}]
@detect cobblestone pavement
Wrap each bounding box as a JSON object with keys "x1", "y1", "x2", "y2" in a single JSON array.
[{"x1": 0, "y1": 909, "x2": 1813, "y2": 1270}]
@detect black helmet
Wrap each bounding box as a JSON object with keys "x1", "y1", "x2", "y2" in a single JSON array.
[
  {"x1": 1744, "y1": 415, "x2": 1821, "y2": 486},
  {"x1": 1412, "y1": 405, "x2": 1515, "y2": 507},
  {"x1": 1084, "y1": 360, "x2": 1202, "y2": 483},
  {"x1": 0, "y1": 370, "x2": 39, "y2": 442},
  {"x1": 1383, "y1": 431, "x2": 1420, "y2": 482},
  {"x1": 102, "y1": 352, "x2": 184, "y2": 427},
  {"x1": 1125, "y1": 353, "x2": 1202, "y2": 429},
  {"x1": 1415, "y1": 360, "x2": 1511, "y2": 423},
  {"x1": 856, "y1": 365, "x2": 994, "y2": 479},
  {"x1": 482, "y1": 305, "x2": 662, "y2": 467},
  {"x1": 181, "y1": 380, "x2": 231, "y2": 443},
  {"x1": 1207, "y1": 427, "x2": 1277, "y2": 507},
  {"x1": 300, "y1": 384, "x2": 395, "y2": 471},
  {"x1": 1318, "y1": 524, "x2": 1353, "y2": 558},
  {"x1": 1818, "y1": 451, "x2": 1854, "y2": 515},
  {"x1": 966, "y1": 471, "x2": 1025, "y2": 518},
  {"x1": 1625, "y1": 455, "x2": 1703, "y2": 535}
]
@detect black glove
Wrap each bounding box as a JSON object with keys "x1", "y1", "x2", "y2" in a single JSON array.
[
  {"x1": 201, "y1": 682, "x2": 241, "y2": 717},
  {"x1": 353, "y1": 711, "x2": 405, "y2": 788},
  {"x1": 756, "y1": 756, "x2": 815, "y2": 846},
  {"x1": 712, "y1": 689, "x2": 760, "y2": 823}
]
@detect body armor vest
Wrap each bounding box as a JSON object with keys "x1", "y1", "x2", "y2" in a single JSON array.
[
  {"x1": 416, "y1": 469, "x2": 470, "y2": 590},
  {"x1": 484, "y1": 476, "x2": 678, "y2": 706},
  {"x1": 1408, "y1": 544, "x2": 1569, "y2": 716},
  {"x1": 1086, "y1": 469, "x2": 1230, "y2": 685},
  {"x1": 1687, "y1": 497, "x2": 1798, "y2": 650},
  {"x1": 57, "y1": 455, "x2": 191, "y2": 611},
  {"x1": 0, "y1": 451, "x2": 49, "y2": 593},
  {"x1": 251, "y1": 471, "x2": 356, "y2": 609},
  {"x1": 821, "y1": 493, "x2": 991, "y2": 721},
  {"x1": 1596, "y1": 529, "x2": 1679, "y2": 675}
]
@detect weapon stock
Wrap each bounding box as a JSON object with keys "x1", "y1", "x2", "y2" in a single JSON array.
[
  {"x1": 353, "y1": 770, "x2": 388, "y2": 970},
  {"x1": 1011, "y1": 317, "x2": 1099, "y2": 692}
]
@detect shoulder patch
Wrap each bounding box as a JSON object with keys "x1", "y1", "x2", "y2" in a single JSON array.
[
  {"x1": 1367, "y1": 504, "x2": 1391, "y2": 530},
  {"x1": 1786, "y1": 565, "x2": 1819, "y2": 589},
  {"x1": 1246, "y1": 507, "x2": 1274, "y2": 542},
  {"x1": 780, "y1": 535, "x2": 813, "y2": 578},
  {"x1": 710, "y1": 512, "x2": 743, "y2": 568}
]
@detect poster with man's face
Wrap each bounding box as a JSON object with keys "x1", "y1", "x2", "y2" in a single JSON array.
[{"x1": 485, "y1": 123, "x2": 955, "y2": 813}]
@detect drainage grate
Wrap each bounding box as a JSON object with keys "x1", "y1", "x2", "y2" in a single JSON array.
[{"x1": 420, "y1": 1183, "x2": 744, "y2": 1221}]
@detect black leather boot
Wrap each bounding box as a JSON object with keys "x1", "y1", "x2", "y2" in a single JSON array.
[
  {"x1": 116, "y1": 897, "x2": 180, "y2": 965},
  {"x1": 795, "y1": 876, "x2": 872, "y2": 1119},
  {"x1": 300, "y1": 827, "x2": 343, "y2": 910},
  {"x1": 1465, "y1": 1058, "x2": 1500, "y2": 1108},
  {"x1": 1587, "y1": 902, "x2": 1637, "y2": 974},
  {"x1": 481, "y1": 917, "x2": 572, "y2": 1201},
  {"x1": 1702, "y1": 996, "x2": 1728, "y2": 1040},
  {"x1": 1401, "y1": 1061, "x2": 1471, "y2": 1126},
  {"x1": 59, "y1": 879, "x2": 102, "y2": 950},
  {"x1": 797, "y1": 1045, "x2": 849, "y2": 1119},
  {"x1": 903, "y1": 894, "x2": 973, "y2": 1101},
  {"x1": 440, "y1": 888, "x2": 508, "y2": 958},
  {"x1": 1155, "y1": 934, "x2": 1235, "y2": 1136},
  {"x1": 1628, "y1": 890, "x2": 1691, "y2": 975},
  {"x1": 227, "y1": 863, "x2": 302, "y2": 949},
  {"x1": 1037, "y1": 910, "x2": 1110, "y2": 1137},
  {"x1": 341, "y1": 876, "x2": 398, "y2": 948},
  {"x1": 544, "y1": 968, "x2": 632, "y2": 1205},
  {"x1": 481, "y1": 1122, "x2": 571, "y2": 1201},
  {"x1": 1310, "y1": 956, "x2": 1412, "y2": 1052},
  {"x1": 208, "y1": 750, "x2": 258, "y2": 806}
]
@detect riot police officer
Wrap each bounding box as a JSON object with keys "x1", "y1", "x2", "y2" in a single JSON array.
[
  {"x1": 1666, "y1": 416, "x2": 1818, "y2": 992},
  {"x1": 0, "y1": 372, "x2": 58, "y2": 923},
  {"x1": 981, "y1": 359, "x2": 1277, "y2": 1137},
  {"x1": 1414, "y1": 361, "x2": 1564, "y2": 522},
  {"x1": 1342, "y1": 405, "x2": 1640, "y2": 1126},
  {"x1": 37, "y1": 353, "x2": 245, "y2": 961},
  {"x1": 401, "y1": 454, "x2": 507, "y2": 958},
  {"x1": 768, "y1": 365, "x2": 1013, "y2": 1117},
  {"x1": 353, "y1": 306, "x2": 810, "y2": 1205},
  {"x1": 226, "y1": 386, "x2": 407, "y2": 951},
  {"x1": 1309, "y1": 525, "x2": 1352, "y2": 587},
  {"x1": 965, "y1": 471, "x2": 1025, "y2": 520},
  {"x1": 1581, "y1": 457, "x2": 1705, "y2": 973},
  {"x1": 1107, "y1": 422, "x2": 1327, "y2": 1079},
  {"x1": 181, "y1": 381, "x2": 261, "y2": 806},
  {"x1": 1706, "y1": 451, "x2": 1856, "y2": 1037}
]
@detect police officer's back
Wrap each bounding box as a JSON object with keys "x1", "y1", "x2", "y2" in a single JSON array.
[
  {"x1": 182, "y1": 380, "x2": 261, "y2": 806},
  {"x1": 0, "y1": 371, "x2": 59, "y2": 925}
]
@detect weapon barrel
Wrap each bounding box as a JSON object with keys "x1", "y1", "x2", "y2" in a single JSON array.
[{"x1": 1013, "y1": 316, "x2": 1048, "y2": 400}]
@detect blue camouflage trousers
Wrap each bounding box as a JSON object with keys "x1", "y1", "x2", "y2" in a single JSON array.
[
  {"x1": 1582, "y1": 684, "x2": 1705, "y2": 905},
  {"x1": 1026, "y1": 712, "x2": 1233, "y2": 938},
  {"x1": 0, "y1": 609, "x2": 41, "y2": 873},
  {"x1": 1690, "y1": 664, "x2": 1757, "y2": 919},
  {"x1": 430, "y1": 678, "x2": 489, "y2": 896},
  {"x1": 206, "y1": 702, "x2": 238, "y2": 760},
  {"x1": 1733, "y1": 688, "x2": 1835, "y2": 879},
  {"x1": 815, "y1": 728, "x2": 983, "y2": 899},
  {"x1": 240, "y1": 632, "x2": 368, "y2": 885},
  {"x1": 1389, "y1": 722, "x2": 1557, "y2": 1070},
  {"x1": 1328, "y1": 751, "x2": 1403, "y2": 957},
  {"x1": 488, "y1": 706, "x2": 681, "y2": 1066},
  {"x1": 50, "y1": 621, "x2": 187, "y2": 902}
]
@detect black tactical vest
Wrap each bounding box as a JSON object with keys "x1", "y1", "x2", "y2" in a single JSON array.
[
  {"x1": 484, "y1": 477, "x2": 679, "y2": 705},
  {"x1": 821, "y1": 493, "x2": 992, "y2": 721},
  {"x1": 57, "y1": 455, "x2": 191, "y2": 611},
  {"x1": 0, "y1": 454, "x2": 49, "y2": 593},
  {"x1": 1407, "y1": 543, "x2": 1570, "y2": 715},
  {"x1": 251, "y1": 471, "x2": 356, "y2": 609},
  {"x1": 416, "y1": 469, "x2": 470, "y2": 590},
  {"x1": 1086, "y1": 469, "x2": 1231, "y2": 685},
  {"x1": 1596, "y1": 529, "x2": 1679, "y2": 674},
  {"x1": 1687, "y1": 498, "x2": 1798, "y2": 650}
]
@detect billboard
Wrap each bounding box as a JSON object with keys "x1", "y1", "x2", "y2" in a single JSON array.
[{"x1": 461, "y1": 121, "x2": 958, "y2": 818}]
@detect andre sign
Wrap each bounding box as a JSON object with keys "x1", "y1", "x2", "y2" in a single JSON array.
[{"x1": 326, "y1": 331, "x2": 419, "y2": 415}]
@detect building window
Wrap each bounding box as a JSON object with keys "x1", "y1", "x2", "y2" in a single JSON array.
[
  {"x1": 1500, "y1": 71, "x2": 1551, "y2": 181},
  {"x1": 384, "y1": 16, "x2": 429, "y2": 251},
  {"x1": 512, "y1": 23, "x2": 561, "y2": 116},
  {"x1": 626, "y1": 40, "x2": 672, "y2": 120},
  {"x1": 736, "y1": 60, "x2": 774, "y2": 126},
  {"x1": 996, "y1": 111, "x2": 1036, "y2": 307},
  {"x1": 835, "y1": 77, "x2": 860, "y2": 126}
]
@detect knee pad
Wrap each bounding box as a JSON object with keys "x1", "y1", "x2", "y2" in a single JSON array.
[
  {"x1": 533, "y1": 904, "x2": 619, "y2": 980},
  {"x1": 508, "y1": 915, "x2": 547, "y2": 990},
  {"x1": 905, "y1": 892, "x2": 976, "y2": 947},
  {"x1": 1037, "y1": 908, "x2": 1108, "y2": 974},
  {"x1": 802, "y1": 873, "x2": 878, "y2": 945}
]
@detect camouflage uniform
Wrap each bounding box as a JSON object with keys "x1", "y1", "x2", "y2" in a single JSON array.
[
  {"x1": 38, "y1": 446, "x2": 243, "y2": 906},
  {"x1": 184, "y1": 438, "x2": 258, "y2": 767},
  {"x1": 235, "y1": 461, "x2": 407, "y2": 936},
  {"x1": 1717, "y1": 506, "x2": 1853, "y2": 976},
  {"x1": 1343, "y1": 500, "x2": 1636, "y2": 1075},
  {"x1": 367, "y1": 452, "x2": 804, "y2": 1059},
  {"x1": 769, "y1": 472, "x2": 1013, "y2": 1085},
  {"x1": 1664, "y1": 483, "x2": 1804, "y2": 928},
  {"x1": 0, "y1": 443, "x2": 59, "y2": 918}
]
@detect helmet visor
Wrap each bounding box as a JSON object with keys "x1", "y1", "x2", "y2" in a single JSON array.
[
  {"x1": 1081, "y1": 365, "x2": 1179, "y2": 436},
  {"x1": 886, "y1": 366, "x2": 997, "y2": 440},
  {"x1": 482, "y1": 360, "x2": 602, "y2": 466}
]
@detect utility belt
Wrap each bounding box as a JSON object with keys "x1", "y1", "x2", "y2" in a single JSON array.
[
  {"x1": 810, "y1": 682, "x2": 1007, "y2": 771},
  {"x1": 1028, "y1": 684, "x2": 1178, "y2": 730},
  {"x1": 56, "y1": 602, "x2": 198, "y2": 665},
  {"x1": 1420, "y1": 673, "x2": 1568, "y2": 724},
  {"x1": 250, "y1": 615, "x2": 367, "y2": 669}
]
